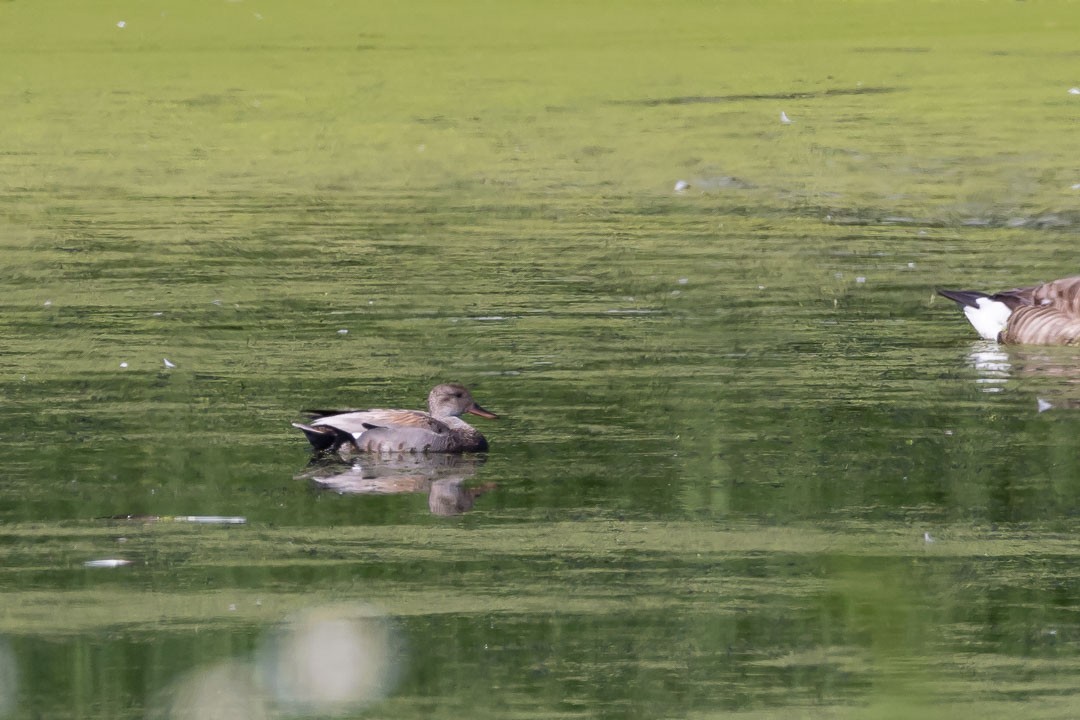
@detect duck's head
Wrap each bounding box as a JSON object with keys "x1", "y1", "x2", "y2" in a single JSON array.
[{"x1": 428, "y1": 383, "x2": 498, "y2": 420}]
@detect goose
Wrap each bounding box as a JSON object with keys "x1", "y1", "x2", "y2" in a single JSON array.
[
  {"x1": 937, "y1": 276, "x2": 1080, "y2": 344},
  {"x1": 293, "y1": 383, "x2": 497, "y2": 455}
]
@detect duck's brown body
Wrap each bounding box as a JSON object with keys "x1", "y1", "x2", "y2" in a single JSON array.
[
  {"x1": 938, "y1": 276, "x2": 1080, "y2": 345},
  {"x1": 293, "y1": 383, "x2": 497, "y2": 456}
]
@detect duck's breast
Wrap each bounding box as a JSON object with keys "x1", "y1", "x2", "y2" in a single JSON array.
[{"x1": 438, "y1": 417, "x2": 489, "y2": 452}]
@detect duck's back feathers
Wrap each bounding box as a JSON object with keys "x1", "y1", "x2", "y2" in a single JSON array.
[{"x1": 310, "y1": 409, "x2": 447, "y2": 436}]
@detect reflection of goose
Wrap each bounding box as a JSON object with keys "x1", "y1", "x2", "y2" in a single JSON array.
[
  {"x1": 297, "y1": 454, "x2": 494, "y2": 516},
  {"x1": 961, "y1": 341, "x2": 1080, "y2": 410},
  {"x1": 293, "y1": 384, "x2": 497, "y2": 457},
  {"x1": 966, "y1": 341, "x2": 1011, "y2": 393},
  {"x1": 938, "y1": 276, "x2": 1080, "y2": 344},
  {"x1": 1010, "y1": 348, "x2": 1080, "y2": 411}
]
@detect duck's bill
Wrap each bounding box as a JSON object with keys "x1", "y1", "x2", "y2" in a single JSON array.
[{"x1": 467, "y1": 403, "x2": 499, "y2": 419}]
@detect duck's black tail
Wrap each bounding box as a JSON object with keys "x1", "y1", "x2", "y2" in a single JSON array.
[{"x1": 292, "y1": 422, "x2": 358, "y2": 454}]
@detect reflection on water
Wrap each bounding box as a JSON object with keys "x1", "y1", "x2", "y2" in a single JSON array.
[
  {"x1": 967, "y1": 341, "x2": 1080, "y2": 409},
  {"x1": 297, "y1": 455, "x2": 496, "y2": 516},
  {"x1": 151, "y1": 661, "x2": 266, "y2": 720},
  {"x1": 257, "y1": 606, "x2": 401, "y2": 716},
  {"x1": 1011, "y1": 348, "x2": 1080, "y2": 411},
  {"x1": 0, "y1": 639, "x2": 15, "y2": 719},
  {"x1": 967, "y1": 340, "x2": 1011, "y2": 393},
  {"x1": 153, "y1": 605, "x2": 401, "y2": 720},
  {"x1": 8, "y1": 1, "x2": 1080, "y2": 716}
]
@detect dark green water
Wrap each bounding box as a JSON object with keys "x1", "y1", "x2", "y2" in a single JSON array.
[{"x1": 5, "y1": 1, "x2": 1080, "y2": 718}]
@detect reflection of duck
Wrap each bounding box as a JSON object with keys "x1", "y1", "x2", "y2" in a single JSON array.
[
  {"x1": 293, "y1": 384, "x2": 497, "y2": 457},
  {"x1": 297, "y1": 454, "x2": 495, "y2": 516},
  {"x1": 938, "y1": 276, "x2": 1080, "y2": 344}
]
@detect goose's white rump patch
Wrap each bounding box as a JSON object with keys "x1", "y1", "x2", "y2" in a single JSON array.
[{"x1": 963, "y1": 297, "x2": 1012, "y2": 341}]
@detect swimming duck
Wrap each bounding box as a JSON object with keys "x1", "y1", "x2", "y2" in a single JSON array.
[
  {"x1": 938, "y1": 276, "x2": 1080, "y2": 344},
  {"x1": 293, "y1": 383, "x2": 498, "y2": 455}
]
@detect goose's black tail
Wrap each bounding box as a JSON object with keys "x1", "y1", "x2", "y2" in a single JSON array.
[{"x1": 937, "y1": 288, "x2": 989, "y2": 309}]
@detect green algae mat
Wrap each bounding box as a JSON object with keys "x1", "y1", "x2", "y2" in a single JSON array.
[{"x1": 4, "y1": 1, "x2": 1080, "y2": 718}]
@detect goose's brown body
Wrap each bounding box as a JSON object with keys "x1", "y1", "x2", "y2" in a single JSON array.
[{"x1": 938, "y1": 276, "x2": 1080, "y2": 345}]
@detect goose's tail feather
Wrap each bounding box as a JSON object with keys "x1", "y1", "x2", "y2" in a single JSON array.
[
  {"x1": 937, "y1": 288, "x2": 1013, "y2": 341},
  {"x1": 937, "y1": 288, "x2": 990, "y2": 308}
]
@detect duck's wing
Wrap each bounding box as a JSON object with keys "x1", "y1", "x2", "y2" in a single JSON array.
[
  {"x1": 1003, "y1": 277, "x2": 1080, "y2": 344},
  {"x1": 310, "y1": 409, "x2": 448, "y2": 437},
  {"x1": 350, "y1": 424, "x2": 455, "y2": 453}
]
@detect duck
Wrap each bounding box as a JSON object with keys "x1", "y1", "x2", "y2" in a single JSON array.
[
  {"x1": 293, "y1": 383, "x2": 498, "y2": 456},
  {"x1": 937, "y1": 276, "x2": 1080, "y2": 344}
]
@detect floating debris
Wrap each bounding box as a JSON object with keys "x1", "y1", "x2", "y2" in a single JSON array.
[
  {"x1": 337, "y1": 329, "x2": 349, "y2": 335},
  {"x1": 1037, "y1": 398, "x2": 1053, "y2": 413},
  {"x1": 674, "y1": 180, "x2": 690, "y2": 193},
  {"x1": 780, "y1": 111, "x2": 793, "y2": 124},
  {"x1": 119, "y1": 362, "x2": 128, "y2": 369},
  {"x1": 855, "y1": 276, "x2": 867, "y2": 284},
  {"x1": 923, "y1": 532, "x2": 935, "y2": 544},
  {"x1": 116, "y1": 20, "x2": 126, "y2": 28},
  {"x1": 104, "y1": 515, "x2": 246, "y2": 524},
  {"x1": 1070, "y1": 88, "x2": 1080, "y2": 95},
  {"x1": 43, "y1": 300, "x2": 52, "y2": 307},
  {"x1": 84, "y1": 559, "x2": 132, "y2": 568},
  {"x1": 163, "y1": 358, "x2": 176, "y2": 369},
  {"x1": 182, "y1": 515, "x2": 247, "y2": 524}
]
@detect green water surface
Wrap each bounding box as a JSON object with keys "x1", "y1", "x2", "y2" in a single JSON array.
[{"x1": 4, "y1": 1, "x2": 1080, "y2": 718}]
